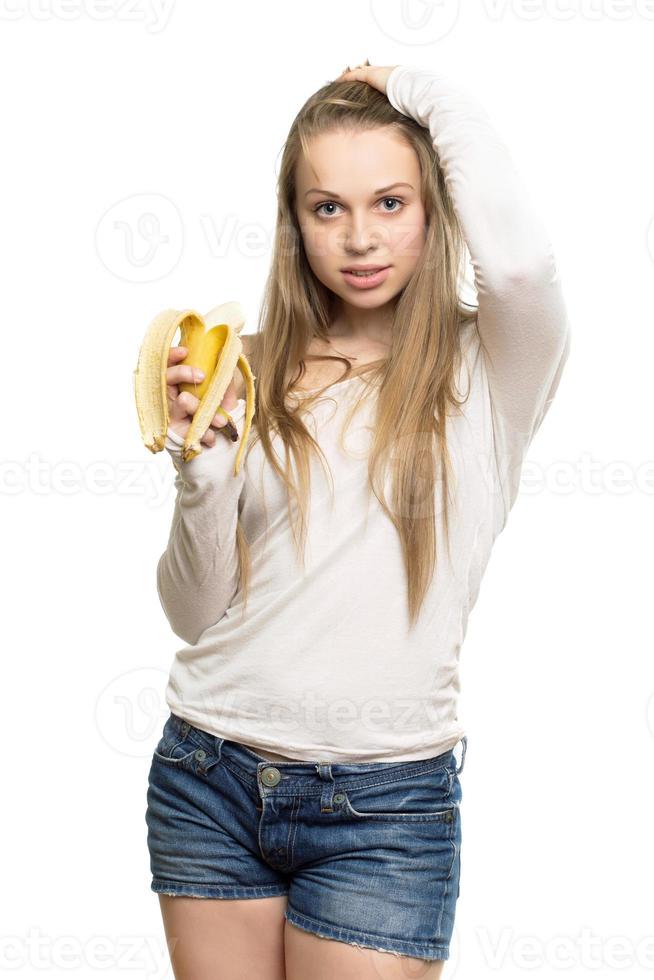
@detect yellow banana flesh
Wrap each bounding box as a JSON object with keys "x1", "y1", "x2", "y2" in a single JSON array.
[{"x1": 133, "y1": 301, "x2": 256, "y2": 474}]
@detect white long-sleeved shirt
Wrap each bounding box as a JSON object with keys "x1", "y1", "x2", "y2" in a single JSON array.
[{"x1": 157, "y1": 64, "x2": 571, "y2": 763}]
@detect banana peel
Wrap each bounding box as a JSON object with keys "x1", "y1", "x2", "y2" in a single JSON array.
[{"x1": 133, "y1": 301, "x2": 256, "y2": 474}]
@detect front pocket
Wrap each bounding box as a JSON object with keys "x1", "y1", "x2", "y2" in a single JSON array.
[
  {"x1": 153, "y1": 743, "x2": 199, "y2": 767},
  {"x1": 153, "y1": 732, "x2": 199, "y2": 767},
  {"x1": 339, "y1": 765, "x2": 457, "y2": 822},
  {"x1": 152, "y1": 717, "x2": 212, "y2": 770},
  {"x1": 342, "y1": 792, "x2": 457, "y2": 823}
]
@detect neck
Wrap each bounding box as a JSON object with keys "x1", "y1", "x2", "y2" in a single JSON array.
[{"x1": 328, "y1": 298, "x2": 395, "y2": 345}]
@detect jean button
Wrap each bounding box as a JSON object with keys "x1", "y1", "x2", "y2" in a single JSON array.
[
  {"x1": 261, "y1": 766, "x2": 281, "y2": 786},
  {"x1": 333, "y1": 793, "x2": 345, "y2": 803},
  {"x1": 194, "y1": 749, "x2": 206, "y2": 761}
]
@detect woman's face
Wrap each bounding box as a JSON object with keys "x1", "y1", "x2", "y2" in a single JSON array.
[{"x1": 294, "y1": 127, "x2": 427, "y2": 313}]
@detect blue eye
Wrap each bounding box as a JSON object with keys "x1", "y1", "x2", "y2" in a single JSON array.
[
  {"x1": 314, "y1": 201, "x2": 341, "y2": 217},
  {"x1": 380, "y1": 197, "x2": 403, "y2": 212},
  {"x1": 312, "y1": 197, "x2": 404, "y2": 218}
]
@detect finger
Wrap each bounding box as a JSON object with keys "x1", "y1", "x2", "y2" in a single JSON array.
[
  {"x1": 206, "y1": 380, "x2": 239, "y2": 428},
  {"x1": 167, "y1": 345, "x2": 189, "y2": 367},
  {"x1": 340, "y1": 59, "x2": 370, "y2": 75},
  {"x1": 166, "y1": 362, "x2": 206, "y2": 406},
  {"x1": 221, "y1": 378, "x2": 238, "y2": 412},
  {"x1": 201, "y1": 428, "x2": 217, "y2": 447},
  {"x1": 340, "y1": 67, "x2": 366, "y2": 81},
  {"x1": 167, "y1": 363, "x2": 206, "y2": 387},
  {"x1": 175, "y1": 390, "x2": 200, "y2": 416},
  {"x1": 211, "y1": 401, "x2": 235, "y2": 428}
]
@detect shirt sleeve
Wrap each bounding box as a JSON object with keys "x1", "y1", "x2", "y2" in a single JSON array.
[
  {"x1": 386, "y1": 64, "x2": 571, "y2": 523},
  {"x1": 156, "y1": 398, "x2": 247, "y2": 645}
]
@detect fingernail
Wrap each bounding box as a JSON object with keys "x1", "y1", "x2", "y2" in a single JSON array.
[{"x1": 194, "y1": 370, "x2": 205, "y2": 380}]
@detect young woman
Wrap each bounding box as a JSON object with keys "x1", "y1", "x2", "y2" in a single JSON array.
[{"x1": 146, "y1": 61, "x2": 571, "y2": 979}]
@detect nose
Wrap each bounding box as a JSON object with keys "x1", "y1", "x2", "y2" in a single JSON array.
[{"x1": 342, "y1": 211, "x2": 383, "y2": 253}]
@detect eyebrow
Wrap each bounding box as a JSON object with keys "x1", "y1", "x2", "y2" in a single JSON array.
[{"x1": 303, "y1": 181, "x2": 414, "y2": 199}]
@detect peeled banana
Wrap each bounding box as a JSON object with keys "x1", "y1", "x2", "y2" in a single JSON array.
[{"x1": 133, "y1": 301, "x2": 256, "y2": 473}]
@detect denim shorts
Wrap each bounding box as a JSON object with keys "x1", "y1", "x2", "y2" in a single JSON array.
[{"x1": 145, "y1": 712, "x2": 467, "y2": 961}]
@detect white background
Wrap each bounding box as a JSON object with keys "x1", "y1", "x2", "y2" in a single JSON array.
[{"x1": 2, "y1": 1, "x2": 653, "y2": 978}]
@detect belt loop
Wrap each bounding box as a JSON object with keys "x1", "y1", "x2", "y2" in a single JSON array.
[
  {"x1": 315, "y1": 761, "x2": 333, "y2": 780},
  {"x1": 455, "y1": 735, "x2": 467, "y2": 774},
  {"x1": 315, "y1": 761, "x2": 335, "y2": 811}
]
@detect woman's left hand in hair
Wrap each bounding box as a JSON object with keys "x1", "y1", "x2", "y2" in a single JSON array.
[{"x1": 337, "y1": 62, "x2": 399, "y2": 96}]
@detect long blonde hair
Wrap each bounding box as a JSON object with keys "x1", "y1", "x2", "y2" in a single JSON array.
[{"x1": 235, "y1": 73, "x2": 479, "y2": 628}]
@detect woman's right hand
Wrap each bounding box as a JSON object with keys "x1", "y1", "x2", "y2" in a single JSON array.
[{"x1": 166, "y1": 345, "x2": 239, "y2": 448}]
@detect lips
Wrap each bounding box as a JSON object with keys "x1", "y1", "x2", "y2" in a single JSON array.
[
  {"x1": 341, "y1": 264, "x2": 390, "y2": 272},
  {"x1": 341, "y1": 266, "x2": 392, "y2": 289}
]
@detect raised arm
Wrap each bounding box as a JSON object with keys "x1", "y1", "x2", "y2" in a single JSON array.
[
  {"x1": 386, "y1": 65, "x2": 571, "y2": 480},
  {"x1": 156, "y1": 398, "x2": 247, "y2": 645}
]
